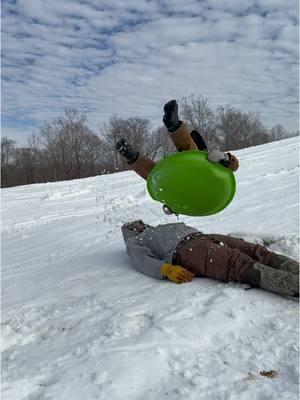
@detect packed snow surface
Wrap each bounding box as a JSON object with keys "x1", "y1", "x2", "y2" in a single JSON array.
[{"x1": 2, "y1": 137, "x2": 299, "y2": 400}]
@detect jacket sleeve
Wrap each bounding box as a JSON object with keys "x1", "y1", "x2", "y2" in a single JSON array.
[{"x1": 126, "y1": 239, "x2": 165, "y2": 280}]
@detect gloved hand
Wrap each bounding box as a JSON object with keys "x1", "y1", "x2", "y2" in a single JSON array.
[
  {"x1": 207, "y1": 149, "x2": 230, "y2": 167},
  {"x1": 163, "y1": 100, "x2": 182, "y2": 132},
  {"x1": 161, "y1": 263, "x2": 194, "y2": 284}
]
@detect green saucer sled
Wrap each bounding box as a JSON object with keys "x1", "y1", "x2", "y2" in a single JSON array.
[{"x1": 147, "y1": 151, "x2": 236, "y2": 217}]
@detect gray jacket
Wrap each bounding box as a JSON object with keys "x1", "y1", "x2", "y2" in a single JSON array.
[{"x1": 121, "y1": 223, "x2": 199, "y2": 279}]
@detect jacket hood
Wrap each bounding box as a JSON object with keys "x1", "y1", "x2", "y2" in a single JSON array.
[{"x1": 121, "y1": 221, "x2": 153, "y2": 243}]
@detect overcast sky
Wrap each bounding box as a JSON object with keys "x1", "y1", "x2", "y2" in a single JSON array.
[{"x1": 2, "y1": 0, "x2": 299, "y2": 144}]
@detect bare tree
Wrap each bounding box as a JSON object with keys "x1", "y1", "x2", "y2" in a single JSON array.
[
  {"x1": 180, "y1": 95, "x2": 219, "y2": 149},
  {"x1": 39, "y1": 109, "x2": 92, "y2": 180},
  {"x1": 80, "y1": 131, "x2": 114, "y2": 176},
  {"x1": 269, "y1": 124, "x2": 290, "y2": 141},
  {"x1": 102, "y1": 116, "x2": 154, "y2": 171},
  {"x1": 147, "y1": 126, "x2": 176, "y2": 160},
  {"x1": 1, "y1": 137, "x2": 16, "y2": 187},
  {"x1": 54, "y1": 109, "x2": 90, "y2": 179},
  {"x1": 39, "y1": 120, "x2": 62, "y2": 180},
  {"x1": 102, "y1": 116, "x2": 128, "y2": 171},
  {"x1": 216, "y1": 105, "x2": 268, "y2": 150},
  {"x1": 14, "y1": 147, "x2": 36, "y2": 185},
  {"x1": 2, "y1": 98, "x2": 295, "y2": 188}
]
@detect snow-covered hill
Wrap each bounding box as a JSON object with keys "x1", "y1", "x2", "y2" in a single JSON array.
[{"x1": 2, "y1": 137, "x2": 299, "y2": 400}]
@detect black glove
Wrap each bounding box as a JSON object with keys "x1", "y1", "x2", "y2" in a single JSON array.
[
  {"x1": 115, "y1": 138, "x2": 139, "y2": 164},
  {"x1": 163, "y1": 100, "x2": 182, "y2": 132}
]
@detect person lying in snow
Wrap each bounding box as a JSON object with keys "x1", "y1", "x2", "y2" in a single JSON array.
[
  {"x1": 121, "y1": 220, "x2": 299, "y2": 297},
  {"x1": 116, "y1": 99, "x2": 239, "y2": 181}
]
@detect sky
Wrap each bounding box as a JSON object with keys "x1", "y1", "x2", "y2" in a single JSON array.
[{"x1": 1, "y1": 0, "x2": 299, "y2": 144}]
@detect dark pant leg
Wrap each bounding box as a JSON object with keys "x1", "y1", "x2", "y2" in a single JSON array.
[
  {"x1": 207, "y1": 234, "x2": 273, "y2": 266},
  {"x1": 208, "y1": 234, "x2": 299, "y2": 275},
  {"x1": 174, "y1": 235, "x2": 255, "y2": 282},
  {"x1": 190, "y1": 130, "x2": 208, "y2": 151}
]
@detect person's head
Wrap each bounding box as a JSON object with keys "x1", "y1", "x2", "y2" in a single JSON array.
[{"x1": 121, "y1": 220, "x2": 153, "y2": 243}]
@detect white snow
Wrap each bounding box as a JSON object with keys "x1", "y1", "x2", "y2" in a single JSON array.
[{"x1": 2, "y1": 137, "x2": 299, "y2": 400}]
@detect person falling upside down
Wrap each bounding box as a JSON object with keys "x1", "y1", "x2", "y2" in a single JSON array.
[
  {"x1": 121, "y1": 220, "x2": 299, "y2": 298},
  {"x1": 116, "y1": 99, "x2": 239, "y2": 186}
]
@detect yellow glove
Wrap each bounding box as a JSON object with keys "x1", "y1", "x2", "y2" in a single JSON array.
[{"x1": 161, "y1": 263, "x2": 194, "y2": 284}]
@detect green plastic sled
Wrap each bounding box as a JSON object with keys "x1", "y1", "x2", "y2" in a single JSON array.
[{"x1": 147, "y1": 151, "x2": 236, "y2": 216}]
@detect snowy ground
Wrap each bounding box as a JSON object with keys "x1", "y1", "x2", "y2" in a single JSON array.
[{"x1": 2, "y1": 137, "x2": 299, "y2": 400}]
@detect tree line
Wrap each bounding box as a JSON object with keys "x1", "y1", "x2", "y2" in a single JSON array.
[{"x1": 1, "y1": 95, "x2": 298, "y2": 188}]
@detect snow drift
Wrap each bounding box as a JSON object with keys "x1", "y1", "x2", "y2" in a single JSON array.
[{"x1": 2, "y1": 137, "x2": 299, "y2": 400}]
